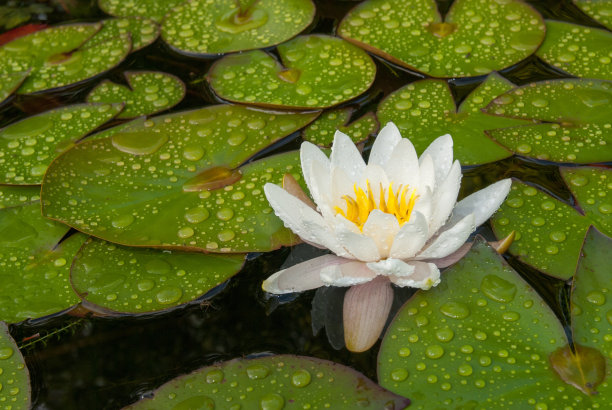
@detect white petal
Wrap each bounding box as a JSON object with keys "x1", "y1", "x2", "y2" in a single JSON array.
[
  {"x1": 367, "y1": 258, "x2": 415, "y2": 277},
  {"x1": 415, "y1": 213, "x2": 475, "y2": 259},
  {"x1": 368, "y1": 122, "x2": 402, "y2": 167},
  {"x1": 362, "y1": 209, "x2": 400, "y2": 259},
  {"x1": 262, "y1": 254, "x2": 343, "y2": 294},
  {"x1": 418, "y1": 154, "x2": 436, "y2": 192},
  {"x1": 331, "y1": 166, "x2": 355, "y2": 210},
  {"x1": 384, "y1": 138, "x2": 420, "y2": 189},
  {"x1": 331, "y1": 130, "x2": 366, "y2": 181},
  {"x1": 412, "y1": 186, "x2": 433, "y2": 226},
  {"x1": 389, "y1": 211, "x2": 429, "y2": 259},
  {"x1": 447, "y1": 178, "x2": 512, "y2": 228},
  {"x1": 420, "y1": 134, "x2": 453, "y2": 186},
  {"x1": 300, "y1": 141, "x2": 330, "y2": 198},
  {"x1": 320, "y1": 260, "x2": 377, "y2": 286},
  {"x1": 427, "y1": 242, "x2": 473, "y2": 268},
  {"x1": 308, "y1": 160, "x2": 334, "y2": 218},
  {"x1": 333, "y1": 213, "x2": 361, "y2": 234},
  {"x1": 264, "y1": 183, "x2": 351, "y2": 258},
  {"x1": 429, "y1": 160, "x2": 461, "y2": 234},
  {"x1": 388, "y1": 261, "x2": 440, "y2": 290},
  {"x1": 336, "y1": 227, "x2": 381, "y2": 262},
  {"x1": 360, "y1": 164, "x2": 390, "y2": 199}
]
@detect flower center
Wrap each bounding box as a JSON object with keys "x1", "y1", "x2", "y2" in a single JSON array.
[{"x1": 334, "y1": 181, "x2": 418, "y2": 230}]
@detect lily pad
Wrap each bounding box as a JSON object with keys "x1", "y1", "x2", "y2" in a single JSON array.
[
  {"x1": 536, "y1": 20, "x2": 612, "y2": 81},
  {"x1": 42, "y1": 105, "x2": 318, "y2": 253},
  {"x1": 0, "y1": 322, "x2": 30, "y2": 409},
  {"x1": 377, "y1": 73, "x2": 529, "y2": 165},
  {"x1": 484, "y1": 79, "x2": 612, "y2": 163},
  {"x1": 0, "y1": 200, "x2": 86, "y2": 323},
  {"x1": 574, "y1": 0, "x2": 612, "y2": 30},
  {"x1": 162, "y1": 0, "x2": 315, "y2": 56},
  {"x1": 71, "y1": 238, "x2": 244, "y2": 314},
  {"x1": 302, "y1": 108, "x2": 378, "y2": 147},
  {"x1": 0, "y1": 103, "x2": 123, "y2": 185},
  {"x1": 0, "y1": 185, "x2": 39, "y2": 209},
  {"x1": 94, "y1": 17, "x2": 160, "y2": 51},
  {"x1": 378, "y1": 239, "x2": 588, "y2": 408},
  {"x1": 207, "y1": 35, "x2": 376, "y2": 109},
  {"x1": 87, "y1": 71, "x2": 185, "y2": 119},
  {"x1": 337, "y1": 0, "x2": 545, "y2": 78},
  {"x1": 98, "y1": 0, "x2": 184, "y2": 22},
  {"x1": 0, "y1": 70, "x2": 29, "y2": 105},
  {"x1": 126, "y1": 355, "x2": 410, "y2": 409}
]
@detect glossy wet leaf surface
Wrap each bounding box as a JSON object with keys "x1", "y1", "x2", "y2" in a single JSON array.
[
  {"x1": 208, "y1": 35, "x2": 376, "y2": 109},
  {"x1": 377, "y1": 73, "x2": 528, "y2": 165},
  {"x1": 338, "y1": 0, "x2": 545, "y2": 78},
  {"x1": 87, "y1": 71, "x2": 185, "y2": 119},
  {"x1": 96, "y1": 17, "x2": 160, "y2": 51},
  {"x1": 42, "y1": 105, "x2": 318, "y2": 253},
  {"x1": 302, "y1": 108, "x2": 378, "y2": 147},
  {"x1": 0, "y1": 200, "x2": 85, "y2": 324},
  {"x1": 126, "y1": 354, "x2": 410, "y2": 409},
  {"x1": 71, "y1": 238, "x2": 244, "y2": 315},
  {"x1": 0, "y1": 71, "x2": 28, "y2": 105},
  {"x1": 378, "y1": 239, "x2": 587, "y2": 409},
  {"x1": 536, "y1": 20, "x2": 612, "y2": 81},
  {"x1": 162, "y1": 0, "x2": 315, "y2": 55},
  {"x1": 0, "y1": 185, "x2": 39, "y2": 209},
  {"x1": 98, "y1": 0, "x2": 185, "y2": 22},
  {"x1": 0, "y1": 103, "x2": 123, "y2": 185},
  {"x1": 0, "y1": 322, "x2": 30, "y2": 409},
  {"x1": 573, "y1": 0, "x2": 612, "y2": 30},
  {"x1": 484, "y1": 79, "x2": 612, "y2": 163}
]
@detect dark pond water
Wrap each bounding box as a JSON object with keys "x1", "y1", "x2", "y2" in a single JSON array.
[{"x1": 1, "y1": 0, "x2": 606, "y2": 408}]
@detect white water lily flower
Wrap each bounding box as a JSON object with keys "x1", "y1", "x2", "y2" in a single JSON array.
[{"x1": 262, "y1": 122, "x2": 511, "y2": 351}]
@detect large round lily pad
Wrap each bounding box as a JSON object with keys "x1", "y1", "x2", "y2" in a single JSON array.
[
  {"x1": 536, "y1": 20, "x2": 612, "y2": 81},
  {"x1": 42, "y1": 105, "x2": 318, "y2": 253},
  {"x1": 378, "y1": 239, "x2": 590, "y2": 408},
  {"x1": 71, "y1": 238, "x2": 244, "y2": 314},
  {"x1": 98, "y1": 0, "x2": 184, "y2": 22},
  {"x1": 484, "y1": 79, "x2": 612, "y2": 163},
  {"x1": 126, "y1": 355, "x2": 410, "y2": 409},
  {"x1": 574, "y1": 0, "x2": 612, "y2": 30},
  {"x1": 95, "y1": 17, "x2": 160, "y2": 51},
  {"x1": 302, "y1": 108, "x2": 378, "y2": 147},
  {"x1": 162, "y1": 0, "x2": 315, "y2": 56},
  {"x1": 377, "y1": 73, "x2": 529, "y2": 165},
  {"x1": 0, "y1": 322, "x2": 30, "y2": 409},
  {"x1": 338, "y1": 0, "x2": 546, "y2": 78},
  {"x1": 87, "y1": 71, "x2": 185, "y2": 119},
  {"x1": 207, "y1": 35, "x2": 376, "y2": 109},
  {"x1": 0, "y1": 103, "x2": 123, "y2": 185}
]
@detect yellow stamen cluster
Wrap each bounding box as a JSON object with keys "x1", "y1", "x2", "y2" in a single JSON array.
[{"x1": 335, "y1": 181, "x2": 418, "y2": 230}]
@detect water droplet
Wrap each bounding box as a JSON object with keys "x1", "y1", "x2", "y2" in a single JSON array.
[
  {"x1": 479, "y1": 355, "x2": 492, "y2": 366},
  {"x1": 291, "y1": 369, "x2": 311, "y2": 387},
  {"x1": 205, "y1": 369, "x2": 224, "y2": 383},
  {"x1": 426, "y1": 345, "x2": 444, "y2": 359},
  {"x1": 137, "y1": 279, "x2": 155, "y2": 292},
  {"x1": 217, "y1": 229, "x2": 235, "y2": 242},
  {"x1": 227, "y1": 132, "x2": 246, "y2": 146},
  {"x1": 531, "y1": 98, "x2": 548, "y2": 107},
  {"x1": 145, "y1": 259, "x2": 171, "y2": 275},
  {"x1": 481, "y1": 275, "x2": 517, "y2": 303},
  {"x1": 0, "y1": 347, "x2": 14, "y2": 360},
  {"x1": 458, "y1": 364, "x2": 473, "y2": 376},
  {"x1": 178, "y1": 227, "x2": 194, "y2": 239},
  {"x1": 183, "y1": 166, "x2": 242, "y2": 192},
  {"x1": 598, "y1": 203, "x2": 612, "y2": 214},
  {"x1": 502, "y1": 311, "x2": 520, "y2": 321},
  {"x1": 112, "y1": 131, "x2": 168, "y2": 155},
  {"x1": 260, "y1": 393, "x2": 284, "y2": 410},
  {"x1": 541, "y1": 201, "x2": 555, "y2": 211},
  {"x1": 440, "y1": 301, "x2": 470, "y2": 319},
  {"x1": 217, "y1": 208, "x2": 234, "y2": 221},
  {"x1": 53, "y1": 258, "x2": 67, "y2": 267},
  {"x1": 398, "y1": 347, "x2": 411, "y2": 357},
  {"x1": 246, "y1": 364, "x2": 269, "y2": 380},
  {"x1": 172, "y1": 396, "x2": 215, "y2": 410},
  {"x1": 390, "y1": 368, "x2": 408, "y2": 382},
  {"x1": 549, "y1": 231, "x2": 566, "y2": 242},
  {"x1": 112, "y1": 214, "x2": 134, "y2": 228},
  {"x1": 531, "y1": 217, "x2": 545, "y2": 226},
  {"x1": 516, "y1": 144, "x2": 532, "y2": 154},
  {"x1": 156, "y1": 287, "x2": 182, "y2": 305},
  {"x1": 435, "y1": 328, "x2": 454, "y2": 342},
  {"x1": 586, "y1": 291, "x2": 606, "y2": 306},
  {"x1": 507, "y1": 198, "x2": 524, "y2": 208},
  {"x1": 183, "y1": 145, "x2": 205, "y2": 161},
  {"x1": 185, "y1": 207, "x2": 209, "y2": 224}
]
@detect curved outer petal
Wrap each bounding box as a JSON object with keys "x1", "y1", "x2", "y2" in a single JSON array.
[
  {"x1": 389, "y1": 211, "x2": 429, "y2": 259},
  {"x1": 428, "y1": 160, "x2": 461, "y2": 234},
  {"x1": 262, "y1": 254, "x2": 345, "y2": 294},
  {"x1": 420, "y1": 134, "x2": 453, "y2": 187},
  {"x1": 320, "y1": 260, "x2": 377, "y2": 286},
  {"x1": 368, "y1": 122, "x2": 402, "y2": 167},
  {"x1": 384, "y1": 138, "x2": 420, "y2": 189},
  {"x1": 415, "y1": 213, "x2": 476, "y2": 260},
  {"x1": 336, "y1": 227, "x2": 381, "y2": 262},
  {"x1": 308, "y1": 160, "x2": 335, "y2": 219},
  {"x1": 331, "y1": 130, "x2": 365, "y2": 181},
  {"x1": 418, "y1": 154, "x2": 436, "y2": 193},
  {"x1": 362, "y1": 209, "x2": 400, "y2": 259},
  {"x1": 264, "y1": 183, "x2": 352, "y2": 258},
  {"x1": 301, "y1": 141, "x2": 330, "y2": 200},
  {"x1": 388, "y1": 261, "x2": 440, "y2": 290},
  {"x1": 446, "y1": 178, "x2": 512, "y2": 228}
]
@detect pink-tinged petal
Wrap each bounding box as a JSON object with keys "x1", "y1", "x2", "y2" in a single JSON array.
[
  {"x1": 427, "y1": 242, "x2": 473, "y2": 268},
  {"x1": 301, "y1": 141, "x2": 330, "y2": 197},
  {"x1": 343, "y1": 276, "x2": 393, "y2": 352},
  {"x1": 418, "y1": 154, "x2": 436, "y2": 192},
  {"x1": 362, "y1": 209, "x2": 400, "y2": 259},
  {"x1": 368, "y1": 122, "x2": 402, "y2": 167},
  {"x1": 389, "y1": 211, "x2": 429, "y2": 259},
  {"x1": 447, "y1": 178, "x2": 512, "y2": 228},
  {"x1": 415, "y1": 213, "x2": 475, "y2": 259},
  {"x1": 429, "y1": 160, "x2": 461, "y2": 234},
  {"x1": 336, "y1": 227, "x2": 381, "y2": 262},
  {"x1": 262, "y1": 254, "x2": 345, "y2": 294},
  {"x1": 389, "y1": 261, "x2": 440, "y2": 290},
  {"x1": 384, "y1": 138, "x2": 419, "y2": 189},
  {"x1": 320, "y1": 260, "x2": 377, "y2": 286},
  {"x1": 367, "y1": 258, "x2": 415, "y2": 277},
  {"x1": 420, "y1": 134, "x2": 453, "y2": 186},
  {"x1": 264, "y1": 183, "x2": 351, "y2": 258},
  {"x1": 331, "y1": 130, "x2": 365, "y2": 181},
  {"x1": 282, "y1": 173, "x2": 316, "y2": 210}
]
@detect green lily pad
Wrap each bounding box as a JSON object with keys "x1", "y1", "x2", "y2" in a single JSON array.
[
  {"x1": 0, "y1": 200, "x2": 86, "y2": 323},
  {"x1": 377, "y1": 73, "x2": 529, "y2": 165},
  {"x1": 562, "y1": 166, "x2": 612, "y2": 237},
  {"x1": 162, "y1": 0, "x2": 315, "y2": 56},
  {"x1": 378, "y1": 239, "x2": 589, "y2": 408},
  {"x1": 0, "y1": 185, "x2": 39, "y2": 209},
  {"x1": 337, "y1": 0, "x2": 545, "y2": 78},
  {"x1": 71, "y1": 238, "x2": 244, "y2": 315},
  {"x1": 126, "y1": 355, "x2": 411, "y2": 409},
  {"x1": 41, "y1": 105, "x2": 318, "y2": 253},
  {"x1": 302, "y1": 108, "x2": 378, "y2": 147},
  {"x1": 0, "y1": 322, "x2": 30, "y2": 409},
  {"x1": 484, "y1": 79, "x2": 612, "y2": 163},
  {"x1": 0, "y1": 103, "x2": 123, "y2": 185},
  {"x1": 491, "y1": 179, "x2": 591, "y2": 279},
  {"x1": 98, "y1": 0, "x2": 184, "y2": 22},
  {"x1": 94, "y1": 17, "x2": 160, "y2": 51},
  {"x1": 536, "y1": 20, "x2": 612, "y2": 81},
  {"x1": 87, "y1": 71, "x2": 185, "y2": 119},
  {"x1": 207, "y1": 35, "x2": 376, "y2": 109},
  {"x1": 574, "y1": 0, "x2": 612, "y2": 30},
  {"x1": 0, "y1": 71, "x2": 29, "y2": 105}
]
